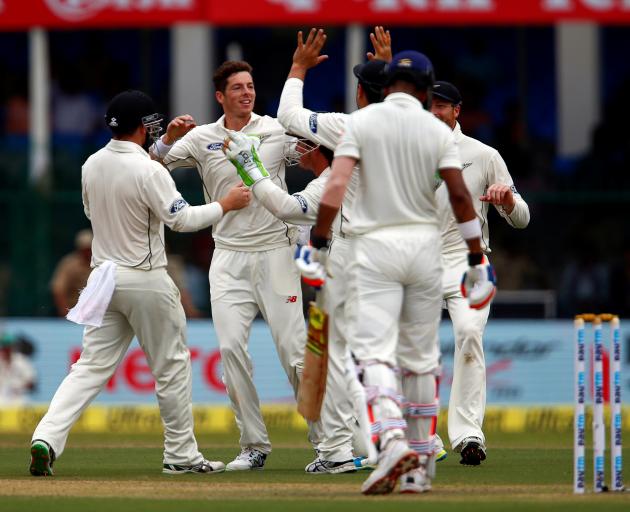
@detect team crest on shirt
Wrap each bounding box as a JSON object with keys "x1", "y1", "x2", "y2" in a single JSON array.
[
  {"x1": 170, "y1": 198, "x2": 189, "y2": 214},
  {"x1": 207, "y1": 142, "x2": 224, "y2": 151},
  {"x1": 293, "y1": 194, "x2": 308, "y2": 213},
  {"x1": 309, "y1": 113, "x2": 318, "y2": 134}
]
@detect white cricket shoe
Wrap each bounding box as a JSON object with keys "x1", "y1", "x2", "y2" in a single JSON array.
[
  {"x1": 399, "y1": 467, "x2": 432, "y2": 493},
  {"x1": 162, "y1": 458, "x2": 225, "y2": 474},
  {"x1": 225, "y1": 448, "x2": 267, "y2": 471},
  {"x1": 360, "y1": 439, "x2": 419, "y2": 495}
]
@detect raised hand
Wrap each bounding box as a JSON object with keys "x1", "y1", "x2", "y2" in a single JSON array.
[
  {"x1": 164, "y1": 114, "x2": 196, "y2": 144},
  {"x1": 289, "y1": 28, "x2": 329, "y2": 80},
  {"x1": 367, "y1": 26, "x2": 392, "y2": 62}
]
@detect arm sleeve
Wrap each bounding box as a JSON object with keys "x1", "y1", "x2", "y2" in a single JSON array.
[
  {"x1": 438, "y1": 130, "x2": 463, "y2": 170},
  {"x1": 251, "y1": 174, "x2": 326, "y2": 225},
  {"x1": 277, "y1": 78, "x2": 347, "y2": 150},
  {"x1": 81, "y1": 167, "x2": 91, "y2": 220},
  {"x1": 161, "y1": 129, "x2": 201, "y2": 172},
  {"x1": 487, "y1": 151, "x2": 530, "y2": 228},
  {"x1": 333, "y1": 114, "x2": 361, "y2": 160},
  {"x1": 143, "y1": 163, "x2": 223, "y2": 232}
]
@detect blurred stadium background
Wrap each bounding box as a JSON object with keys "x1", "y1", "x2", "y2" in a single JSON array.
[{"x1": 1, "y1": 0, "x2": 629, "y2": 444}]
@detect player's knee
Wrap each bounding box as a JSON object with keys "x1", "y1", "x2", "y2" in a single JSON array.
[
  {"x1": 454, "y1": 325, "x2": 483, "y2": 350},
  {"x1": 219, "y1": 344, "x2": 246, "y2": 365}
]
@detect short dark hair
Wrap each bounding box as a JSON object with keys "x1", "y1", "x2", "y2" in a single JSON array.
[
  {"x1": 213, "y1": 61, "x2": 253, "y2": 93},
  {"x1": 319, "y1": 145, "x2": 334, "y2": 166}
]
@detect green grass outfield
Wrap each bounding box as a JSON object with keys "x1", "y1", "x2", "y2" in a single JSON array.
[{"x1": 1, "y1": 429, "x2": 629, "y2": 511}]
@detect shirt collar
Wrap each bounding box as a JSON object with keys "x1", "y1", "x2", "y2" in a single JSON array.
[
  {"x1": 384, "y1": 92, "x2": 424, "y2": 109},
  {"x1": 106, "y1": 139, "x2": 149, "y2": 156},
  {"x1": 217, "y1": 112, "x2": 261, "y2": 132},
  {"x1": 452, "y1": 122, "x2": 463, "y2": 142}
]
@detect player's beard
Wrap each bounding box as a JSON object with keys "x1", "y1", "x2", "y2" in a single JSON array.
[{"x1": 141, "y1": 131, "x2": 152, "y2": 153}]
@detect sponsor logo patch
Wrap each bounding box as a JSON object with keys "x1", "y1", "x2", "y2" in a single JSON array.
[
  {"x1": 309, "y1": 113, "x2": 318, "y2": 134},
  {"x1": 510, "y1": 184, "x2": 518, "y2": 194},
  {"x1": 293, "y1": 194, "x2": 308, "y2": 213},
  {"x1": 286, "y1": 296, "x2": 298, "y2": 303},
  {"x1": 462, "y1": 162, "x2": 473, "y2": 170},
  {"x1": 169, "y1": 198, "x2": 189, "y2": 214},
  {"x1": 207, "y1": 142, "x2": 224, "y2": 151}
]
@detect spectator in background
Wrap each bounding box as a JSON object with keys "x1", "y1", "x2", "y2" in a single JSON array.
[
  {"x1": 50, "y1": 229, "x2": 93, "y2": 316},
  {"x1": 4, "y1": 75, "x2": 29, "y2": 139},
  {"x1": 52, "y1": 67, "x2": 102, "y2": 140},
  {"x1": 558, "y1": 242, "x2": 610, "y2": 316},
  {"x1": 0, "y1": 333, "x2": 37, "y2": 405}
]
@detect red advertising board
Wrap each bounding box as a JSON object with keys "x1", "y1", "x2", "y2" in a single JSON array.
[
  {"x1": 0, "y1": 0, "x2": 203, "y2": 30},
  {"x1": 209, "y1": 0, "x2": 630, "y2": 26},
  {"x1": 2, "y1": 0, "x2": 630, "y2": 30}
]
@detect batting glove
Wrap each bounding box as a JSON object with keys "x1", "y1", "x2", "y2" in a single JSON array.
[
  {"x1": 460, "y1": 253, "x2": 497, "y2": 310},
  {"x1": 223, "y1": 130, "x2": 269, "y2": 187},
  {"x1": 295, "y1": 238, "x2": 329, "y2": 289}
]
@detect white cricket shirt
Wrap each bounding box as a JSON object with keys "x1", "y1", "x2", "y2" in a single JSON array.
[
  {"x1": 277, "y1": 77, "x2": 358, "y2": 237},
  {"x1": 162, "y1": 113, "x2": 296, "y2": 251},
  {"x1": 82, "y1": 140, "x2": 223, "y2": 270},
  {"x1": 334, "y1": 92, "x2": 462, "y2": 235},
  {"x1": 436, "y1": 122, "x2": 530, "y2": 254}
]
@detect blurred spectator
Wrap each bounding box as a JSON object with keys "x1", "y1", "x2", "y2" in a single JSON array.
[
  {"x1": 52, "y1": 67, "x2": 102, "y2": 140},
  {"x1": 166, "y1": 253, "x2": 203, "y2": 318},
  {"x1": 558, "y1": 245, "x2": 611, "y2": 316},
  {"x1": 490, "y1": 239, "x2": 547, "y2": 291},
  {"x1": 4, "y1": 75, "x2": 29, "y2": 138},
  {"x1": 50, "y1": 229, "x2": 93, "y2": 316},
  {"x1": 0, "y1": 332, "x2": 37, "y2": 405}
]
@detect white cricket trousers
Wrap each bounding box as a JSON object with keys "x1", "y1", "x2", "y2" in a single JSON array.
[
  {"x1": 32, "y1": 267, "x2": 203, "y2": 465},
  {"x1": 442, "y1": 251, "x2": 491, "y2": 449},
  {"x1": 346, "y1": 227, "x2": 442, "y2": 446},
  {"x1": 209, "y1": 246, "x2": 310, "y2": 454},
  {"x1": 317, "y1": 235, "x2": 366, "y2": 462}
]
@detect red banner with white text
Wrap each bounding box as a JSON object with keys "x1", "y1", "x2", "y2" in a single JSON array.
[{"x1": 2, "y1": 0, "x2": 630, "y2": 30}]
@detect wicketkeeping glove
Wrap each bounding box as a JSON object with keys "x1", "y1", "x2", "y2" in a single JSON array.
[
  {"x1": 295, "y1": 244, "x2": 328, "y2": 289},
  {"x1": 460, "y1": 253, "x2": 497, "y2": 309},
  {"x1": 223, "y1": 130, "x2": 269, "y2": 187}
]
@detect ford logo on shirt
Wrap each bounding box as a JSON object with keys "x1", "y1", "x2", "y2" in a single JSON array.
[{"x1": 207, "y1": 142, "x2": 224, "y2": 151}]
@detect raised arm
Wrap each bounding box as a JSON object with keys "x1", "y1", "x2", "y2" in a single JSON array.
[
  {"x1": 366, "y1": 26, "x2": 392, "y2": 62},
  {"x1": 149, "y1": 114, "x2": 197, "y2": 168}
]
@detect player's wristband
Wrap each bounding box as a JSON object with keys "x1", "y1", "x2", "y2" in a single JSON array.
[
  {"x1": 457, "y1": 218, "x2": 482, "y2": 240},
  {"x1": 310, "y1": 234, "x2": 330, "y2": 250},
  {"x1": 468, "y1": 253, "x2": 484, "y2": 266},
  {"x1": 154, "y1": 138, "x2": 173, "y2": 158}
]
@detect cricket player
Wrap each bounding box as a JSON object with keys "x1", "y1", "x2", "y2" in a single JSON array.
[
  {"x1": 276, "y1": 28, "x2": 390, "y2": 472},
  {"x1": 221, "y1": 28, "x2": 391, "y2": 473},
  {"x1": 150, "y1": 61, "x2": 316, "y2": 471},
  {"x1": 225, "y1": 132, "x2": 369, "y2": 473},
  {"x1": 430, "y1": 81, "x2": 530, "y2": 465},
  {"x1": 29, "y1": 90, "x2": 250, "y2": 477},
  {"x1": 301, "y1": 51, "x2": 496, "y2": 495}
]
